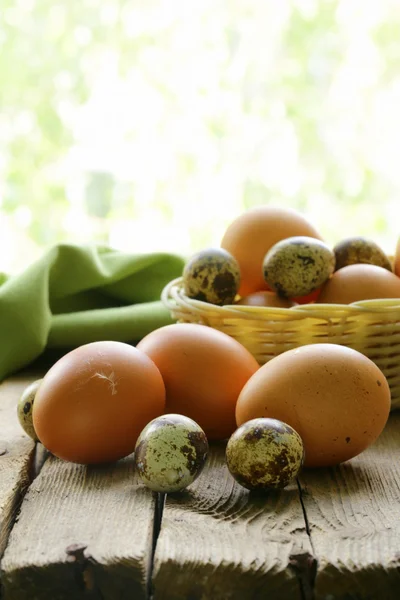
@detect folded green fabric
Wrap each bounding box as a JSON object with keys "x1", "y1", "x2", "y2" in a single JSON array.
[{"x1": 0, "y1": 244, "x2": 185, "y2": 382}]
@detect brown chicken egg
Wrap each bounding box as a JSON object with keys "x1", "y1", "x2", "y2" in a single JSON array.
[
  {"x1": 292, "y1": 288, "x2": 322, "y2": 304},
  {"x1": 221, "y1": 206, "x2": 322, "y2": 297},
  {"x1": 32, "y1": 341, "x2": 166, "y2": 464},
  {"x1": 137, "y1": 323, "x2": 259, "y2": 441},
  {"x1": 317, "y1": 264, "x2": 400, "y2": 304},
  {"x1": 235, "y1": 291, "x2": 294, "y2": 308},
  {"x1": 236, "y1": 344, "x2": 391, "y2": 468},
  {"x1": 333, "y1": 237, "x2": 392, "y2": 272}
]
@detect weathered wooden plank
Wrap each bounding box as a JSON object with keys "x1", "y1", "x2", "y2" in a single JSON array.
[
  {"x1": 1, "y1": 447, "x2": 158, "y2": 600},
  {"x1": 152, "y1": 443, "x2": 314, "y2": 600},
  {"x1": 299, "y1": 413, "x2": 400, "y2": 600},
  {"x1": 0, "y1": 375, "x2": 39, "y2": 561}
]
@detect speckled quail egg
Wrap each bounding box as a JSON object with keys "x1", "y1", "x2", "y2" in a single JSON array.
[
  {"x1": 134, "y1": 414, "x2": 209, "y2": 493},
  {"x1": 17, "y1": 379, "x2": 42, "y2": 441},
  {"x1": 263, "y1": 236, "x2": 335, "y2": 298},
  {"x1": 333, "y1": 236, "x2": 392, "y2": 272},
  {"x1": 226, "y1": 418, "x2": 305, "y2": 490},
  {"x1": 183, "y1": 248, "x2": 240, "y2": 305}
]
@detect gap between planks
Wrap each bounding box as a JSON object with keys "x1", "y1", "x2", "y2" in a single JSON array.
[
  {"x1": 0, "y1": 361, "x2": 161, "y2": 600},
  {"x1": 0, "y1": 369, "x2": 313, "y2": 600},
  {"x1": 0, "y1": 373, "x2": 50, "y2": 600},
  {"x1": 0, "y1": 444, "x2": 49, "y2": 600},
  {"x1": 150, "y1": 442, "x2": 313, "y2": 600},
  {"x1": 1, "y1": 451, "x2": 159, "y2": 600},
  {"x1": 0, "y1": 369, "x2": 170, "y2": 600},
  {"x1": 298, "y1": 411, "x2": 400, "y2": 600},
  {"x1": 149, "y1": 414, "x2": 400, "y2": 600},
  {"x1": 147, "y1": 493, "x2": 165, "y2": 600},
  {"x1": 3, "y1": 367, "x2": 400, "y2": 599}
]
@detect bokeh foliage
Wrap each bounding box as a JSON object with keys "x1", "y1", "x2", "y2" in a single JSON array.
[{"x1": 1, "y1": 0, "x2": 400, "y2": 272}]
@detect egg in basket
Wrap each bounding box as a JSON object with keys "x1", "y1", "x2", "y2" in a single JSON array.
[{"x1": 162, "y1": 206, "x2": 400, "y2": 411}]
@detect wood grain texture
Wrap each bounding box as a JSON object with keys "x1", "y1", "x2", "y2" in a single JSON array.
[
  {"x1": 0, "y1": 375, "x2": 38, "y2": 558},
  {"x1": 300, "y1": 412, "x2": 400, "y2": 600},
  {"x1": 152, "y1": 443, "x2": 314, "y2": 600},
  {"x1": 1, "y1": 452, "x2": 157, "y2": 600}
]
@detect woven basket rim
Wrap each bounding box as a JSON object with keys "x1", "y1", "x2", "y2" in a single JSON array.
[
  {"x1": 162, "y1": 277, "x2": 400, "y2": 320},
  {"x1": 162, "y1": 277, "x2": 400, "y2": 411}
]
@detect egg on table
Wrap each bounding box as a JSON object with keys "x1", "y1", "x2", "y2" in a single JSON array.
[
  {"x1": 137, "y1": 323, "x2": 259, "y2": 441},
  {"x1": 236, "y1": 344, "x2": 391, "y2": 467},
  {"x1": 226, "y1": 418, "x2": 304, "y2": 490},
  {"x1": 134, "y1": 414, "x2": 209, "y2": 493},
  {"x1": 32, "y1": 341, "x2": 166, "y2": 464},
  {"x1": 262, "y1": 236, "x2": 335, "y2": 298},
  {"x1": 221, "y1": 206, "x2": 322, "y2": 296},
  {"x1": 333, "y1": 237, "x2": 392, "y2": 272},
  {"x1": 17, "y1": 379, "x2": 42, "y2": 441},
  {"x1": 183, "y1": 247, "x2": 240, "y2": 305}
]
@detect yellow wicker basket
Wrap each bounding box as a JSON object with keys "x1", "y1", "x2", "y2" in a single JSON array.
[{"x1": 162, "y1": 277, "x2": 400, "y2": 411}]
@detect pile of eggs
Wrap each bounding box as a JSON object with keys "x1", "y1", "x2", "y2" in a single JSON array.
[
  {"x1": 18, "y1": 333, "x2": 391, "y2": 493},
  {"x1": 16, "y1": 205, "x2": 396, "y2": 493},
  {"x1": 183, "y1": 205, "x2": 400, "y2": 307}
]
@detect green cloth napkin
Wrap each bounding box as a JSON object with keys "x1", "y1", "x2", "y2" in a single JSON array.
[{"x1": 0, "y1": 243, "x2": 185, "y2": 382}]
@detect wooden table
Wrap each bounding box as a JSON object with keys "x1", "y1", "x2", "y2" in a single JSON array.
[{"x1": 1, "y1": 368, "x2": 400, "y2": 600}]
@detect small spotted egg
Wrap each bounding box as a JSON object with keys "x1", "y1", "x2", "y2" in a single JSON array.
[
  {"x1": 333, "y1": 237, "x2": 392, "y2": 272},
  {"x1": 183, "y1": 247, "x2": 240, "y2": 305},
  {"x1": 226, "y1": 418, "x2": 305, "y2": 490},
  {"x1": 134, "y1": 414, "x2": 209, "y2": 493},
  {"x1": 263, "y1": 236, "x2": 335, "y2": 298},
  {"x1": 17, "y1": 379, "x2": 42, "y2": 441}
]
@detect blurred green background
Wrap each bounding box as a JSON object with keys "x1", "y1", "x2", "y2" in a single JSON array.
[{"x1": 1, "y1": 0, "x2": 400, "y2": 274}]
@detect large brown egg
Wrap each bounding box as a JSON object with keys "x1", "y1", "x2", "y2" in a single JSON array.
[
  {"x1": 317, "y1": 264, "x2": 400, "y2": 304},
  {"x1": 221, "y1": 206, "x2": 322, "y2": 297},
  {"x1": 235, "y1": 344, "x2": 391, "y2": 467},
  {"x1": 137, "y1": 323, "x2": 259, "y2": 441},
  {"x1": 33, "y1": 341, "x2": 166, "y2": 464}
]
